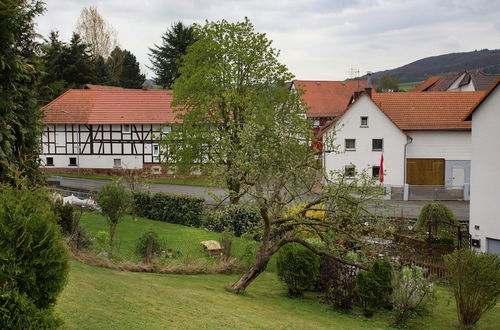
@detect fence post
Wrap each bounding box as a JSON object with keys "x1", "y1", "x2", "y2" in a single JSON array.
[
  {"x1": 463, "y1": 183, "x2": 470, "y2": 201},
  {"x1": 403, "y1": 184, "x2": 409, "y2": 201}
]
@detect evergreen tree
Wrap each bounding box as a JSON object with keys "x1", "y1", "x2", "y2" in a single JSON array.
[
  {"x1": 39, "y1": 31, "x2": 67, "y2": 104},
  {"x1": 93, "y1": 55, "x2": 112, "y2": 85},
  {"x1": 0, "y1": 0, "x2": 45, "y2": 184},
  {"x1": 107, "y1": 46, "x2": 125, "y2": 86},
  {"x1": 149, "y1": 22, "x2": 196, "y2": 88},
  {"x1": 61, "y1": 33, "x2": 96, "y2": 88},
  {"x1": 120, "y1": 50, "x2": 145, "y2": 89}
]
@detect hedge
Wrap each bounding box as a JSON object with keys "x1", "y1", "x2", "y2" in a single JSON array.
[
  {"x1": 132, "y1": 191, "x2": 205, "y2": 227},
  {"x1": 204, "y1": 204, "x2": 262, "y2": 237}
]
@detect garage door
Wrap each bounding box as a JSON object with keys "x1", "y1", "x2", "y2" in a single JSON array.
[
  {"x1": 406, "y1": 158, "x2": 445, "y2": 185},
  {"x1": 487, "y1": 238, "x2": 500, "y2": 256}
]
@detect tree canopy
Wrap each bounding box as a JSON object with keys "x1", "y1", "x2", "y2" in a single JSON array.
[
  {"x1": 75, "y1": 6, "x2": 118, "y2": 59},
  {"x1": 148, "y1": 22, "x2": 196, "y2": 88}
]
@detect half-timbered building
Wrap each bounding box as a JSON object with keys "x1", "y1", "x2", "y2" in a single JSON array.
[{"x1": 40, "y1": 86, "x2": 180, "y2": 175}]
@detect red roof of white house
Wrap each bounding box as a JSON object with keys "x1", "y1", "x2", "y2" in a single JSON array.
[
  {"x1": 293, "y1": 80, "x2": 368, "y2": 118},
  {"x1": 41, "y1": 88, "x2": 182, "y2": 124}
]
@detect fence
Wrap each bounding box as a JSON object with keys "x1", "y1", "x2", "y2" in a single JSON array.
[{"x1": 389, "y1": 184, "x2": 469, "y2": 201}]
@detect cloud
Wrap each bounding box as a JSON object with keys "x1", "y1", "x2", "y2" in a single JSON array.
[{"x1": 36, "y1": 0, "x2": 500, "y2": 80}]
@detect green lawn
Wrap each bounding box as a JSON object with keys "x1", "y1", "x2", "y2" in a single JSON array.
[
  {"x1": 56, "y1": 260, "x2": 499, "y2": 329},
  {"x1": 48, "y1": 173, "x2": 219, "y2": 187},
  {"x1": 79, "y1": 212, "x2": 263, "y2": 269}
]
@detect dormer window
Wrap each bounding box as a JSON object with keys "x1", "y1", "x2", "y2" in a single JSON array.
[
  {"x1": 122, "y1": 124, "x2": 131, "y2": 133},
  {"x1": 360, "y1": 116, "x2": 368, "y2": 127}
]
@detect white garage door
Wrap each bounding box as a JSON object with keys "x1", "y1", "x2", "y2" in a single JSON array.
[{"x1": 486, "y1": 238, "x2": 500, "y2": 256}]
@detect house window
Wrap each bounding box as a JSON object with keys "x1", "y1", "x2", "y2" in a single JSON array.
[
  {"x1": 113, "y1": 159, "x2": 122, "y2": 168},
  {"x1": 313, "y1": 119, "x2": 321, "y2": 127},
  {"x1": 345, "y1": 139, "x2": 356, "y2": 151},
  {"x1": 372, "y1": 166, "x2": 380, "y2": 178},
  {"x1": 153, "y1": 144, "x2": 160, "y2": 157},
  {"x1": 162, "y1": 126, "x2": 171, "y2": 134},
  {"x1": 372, "y1": 139, "x2": 383, "y2": 151},
  {"x1": 46, "y1": 157, "x2": 54, "y2": 166},
  {"x1": 69, "y1": 157, "x2": 77, "y2": 166},
  {"x1": 345, "y1": 165, "x2": 356, "y2": 178},
  {"x1": 361, "y1": 116, "x2": 368, "y2": 127},
  {"x1": 122, "y1": 124, "x2": 131, "y2": 133}
]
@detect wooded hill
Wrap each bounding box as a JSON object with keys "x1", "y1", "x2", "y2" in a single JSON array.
[{"x1": 370, "y1": 49, "x2": 500, "y2": 83}]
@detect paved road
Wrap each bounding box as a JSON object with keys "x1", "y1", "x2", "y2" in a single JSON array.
[
  {"x1": 48, "y1": 176, "x2": 227, "y2": 205},
  {"x1": 49, "y1": 176, "x2": 469, "y2": 220}
]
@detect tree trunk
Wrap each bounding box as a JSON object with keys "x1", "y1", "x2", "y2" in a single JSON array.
[
  {"x1": 109, "y1": 222, "x2": 117, "y2": 246},
  {"x1": 227, "y1": 178, "x2": 241, "y2": 205},
  {"x1": 229, "y1": 250, "x2": 271, "y2": 294}
]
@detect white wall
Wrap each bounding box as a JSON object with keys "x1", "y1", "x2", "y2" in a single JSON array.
[
  {"x1": 42, "y1": 154, "x2": 143, "y2": 169},
  {"x1": 469, "y1": 86, "x2": 500, "y2": 253},
  {"x1": 324, "y1": 95, "x2": 408, "y2": 185},
  {"x1": 406, "y1": 131, "x2": 471, "y2": 160}
]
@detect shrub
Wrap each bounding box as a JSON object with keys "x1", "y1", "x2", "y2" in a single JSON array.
[
  {"x1": 0, "y1": 183, "x2": 68, "y2": 327},
  {"x1": 356, "y1": 259, "x2": 393, "y2": 316},
  {"x1": 415, "y1": 202, "x2": 459, "y2": 240},
  {"x1": 135, "y1": 230, "x2": 166, "y2": 260},
  {"x1": 205, "y1": 204, "x2": 262, "y2": 237},
  {"x1": 95, "y1": 180, "x2": 131, "y2": 246},
  {"x1": 392, "y1": 266, "x2": 435, "y2": 326},
  {"x1": 444, "y1": 248, "x2": 500, "y2": 327},
  {"x1": 133, "y1": 191, "x2": 204, "y2": 227},
  {"x1": 51, "y1": 199, "x2": 74, "y2": 235},
  {"x1": 319, "y1": 257, "x2": 358, "y2": 311},
  {"x1": 276, "y1": 243, "x2": 320, "y2": 297}
]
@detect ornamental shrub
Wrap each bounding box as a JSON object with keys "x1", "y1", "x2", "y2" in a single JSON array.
[
  {"x1": 415, "y1": 202, "x2": 459, "y2": 240},
  {"x1": 444, "y1": 248, "x2": 500, "y2": 327},
  {"x1": 319, "y1": 257, "x2": 358, "y2": 311},
  {"x1": 132, "y1": 191, "x2": 204, "y2": 227},
  {"x1": 135, "y1": 230, "x2": 166, "y2": 260},
  {"x1": 51, "y1": 199, "x2": 74, "y2": 235},
  {"x1": 204, "y1": 204, "x2": 262, "y2": 237},
  {"x1": 276, "y1": 243, "x2": 320, "y2": 297},
  {"x1": 356, "y1": 259, "x2": 393, "y2": 316},
  {"x1": 0, "y1": 183, "x2": 68, "y2": 327},
  {"x1": 392, "y1": 266, "x2": 435, "y2": 326}
]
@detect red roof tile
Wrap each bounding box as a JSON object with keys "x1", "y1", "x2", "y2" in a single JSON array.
[
  {"x1": 372, "y1": 92, "x2": 485, "y2": 130},
  {"x1": 41, "y1": 89, "x2": 181, "y2": 124},
  {"x1": 83, "y1": 84, "x2": 126, "y2": 90},
  {"x1": 412, "y1": 76, "x2": 442, "y2": 92},
  {"x1": 293, "y1": 80, "x2": 368, "y2": 118}
]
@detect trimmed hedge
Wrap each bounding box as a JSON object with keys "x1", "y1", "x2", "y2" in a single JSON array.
[
  {"x1": 133, "y1": 191, "x2": 204, "y2": 227},
  {"x1": 204, "y1": 204, "x2": 262, "y2": 237}
]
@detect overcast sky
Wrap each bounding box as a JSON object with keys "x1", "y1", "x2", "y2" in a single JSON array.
[{"x1": 36, "y1": 0, "x2": 500, "y2": 80}]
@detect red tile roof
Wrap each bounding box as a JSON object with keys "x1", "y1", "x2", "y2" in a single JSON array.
[
  {"x1": 293, "y1": 80, "x2": 368, "y2": 118},
  {"x1": 463, "y1": 79, "x2": 500, "y2": 121},
  {"x1": 412, "y1": 76, "x2": 442, "y2": 92},
  {"x1": 372, "y1": 92, "x2": 485, "y2": 130},
  {"x1": 83, "y1": 84, "x2": 125, "y2": 90},
  {"x1": 41, "y1": 89, "x2": 181, "y2": 124}
]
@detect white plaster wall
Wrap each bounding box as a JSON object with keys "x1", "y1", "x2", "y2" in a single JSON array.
[
  {"x1": 406, "y1": 131, "x2": 471, "y2": 160},
  {"x1": 42, "y1": 154, "x2": 143, "y2": 169},
  {"x1": 324, "y1": 95, "x2": 407, "y2": 185},
  {"x1": 469, "y1": 86, "x2": 500, "y2": 252}
]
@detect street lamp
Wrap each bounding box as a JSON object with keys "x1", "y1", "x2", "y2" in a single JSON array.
[{"x1": 59, "y1": 109, "x2": 80, "y2": 176}]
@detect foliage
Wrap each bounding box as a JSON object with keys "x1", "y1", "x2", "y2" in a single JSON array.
[
  {"x1": 444, "y1": 248, "x2": 500, "y2": 326},
  {"x1": 392, "y1": 266, "x2": 435, "y2": 326},
  {"x1": 119, "y1": 49, "x2": 145, "y2": 88},
  {"x1": 95, "y1": 180, "x2": 131, "y2": 246},
  {"x1": 75, "y1": 6, "x2": 118, "y2": 59},
  {"x1": 415, "y1": 202, "x2": 459, "y2": 240},
  {"x1": 319, "y1": 257, "x2": 359, "y2": 311},
  {"x1": 132, "y1": 191, "x2": 204, "y2": 227},
  {"x1": 0, "y1": 181, "x2": 68, "y2": 327},
  {"x1": 356, "y1": 259, "x2": 393, "y2": 316},
  {"x1": 148, "y1": 21, "x2": 196, "y2": 88},
  {"x1": 51, "y1": 199, "x2": 75, "y2": 235},
  {"x1": 276, "y1": 243, "x2": 320, "y2": 297},
  {"x1": 377, "y1": 75, "x2": 399, "y2": 92},
  {"x1": 135, "y1": 230, "x2": 166, "y2": 259},
  {"x1": 204, "y1": 204, "x2": 262, "y2": 237},
  {"x1": 0, "y1": 0, "x2": 45, "y2": 184},
  {"x1": 219, "y1": 230, "x2": 234, "y2": 261}
]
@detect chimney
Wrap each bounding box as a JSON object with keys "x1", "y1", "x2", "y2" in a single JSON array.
[{"x1": 365, "y1": 71, "x2": 372, "y2": 97}]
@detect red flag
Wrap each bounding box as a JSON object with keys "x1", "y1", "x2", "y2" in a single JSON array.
[{"x1": 379, "y1": 153, "x2": 384, "y2": 183}]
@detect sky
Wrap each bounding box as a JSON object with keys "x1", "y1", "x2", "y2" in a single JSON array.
[{"x1": 36, "y1": 0, "x2": 500, "y2": 81}]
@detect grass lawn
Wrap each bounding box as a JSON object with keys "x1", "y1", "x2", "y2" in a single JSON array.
[
  {"x1": 79, "y1": 212, "x2": 264, "y2": 269},
  {"x1": 56, "y1": 260, "x2": 499, "y2": 329},
  {"x1": 48, "y1": 173, "x2": 219, "y2": 187}
]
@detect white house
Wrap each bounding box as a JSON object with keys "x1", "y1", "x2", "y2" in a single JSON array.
[
  {"x1": 40, "y1": 85, "x2": 179, "y2": 175},
  {"x1": 464, "y1": 79, "x2": 500, "y2": 255},
  {"x1": 414, "y1": 70, "x2": 500, "y2": 92},
  {"x1": 322, "y1": 89, "x2": 484, "y2": 191}
]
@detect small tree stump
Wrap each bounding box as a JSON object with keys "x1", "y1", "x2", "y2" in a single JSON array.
[{"x1": 200, "y1": 240, "x2": 223, "y2": 258}]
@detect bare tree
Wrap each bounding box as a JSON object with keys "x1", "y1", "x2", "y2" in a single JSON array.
[{"x1": 76, "y1": 6, "x2": 118, "y2": 59}]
